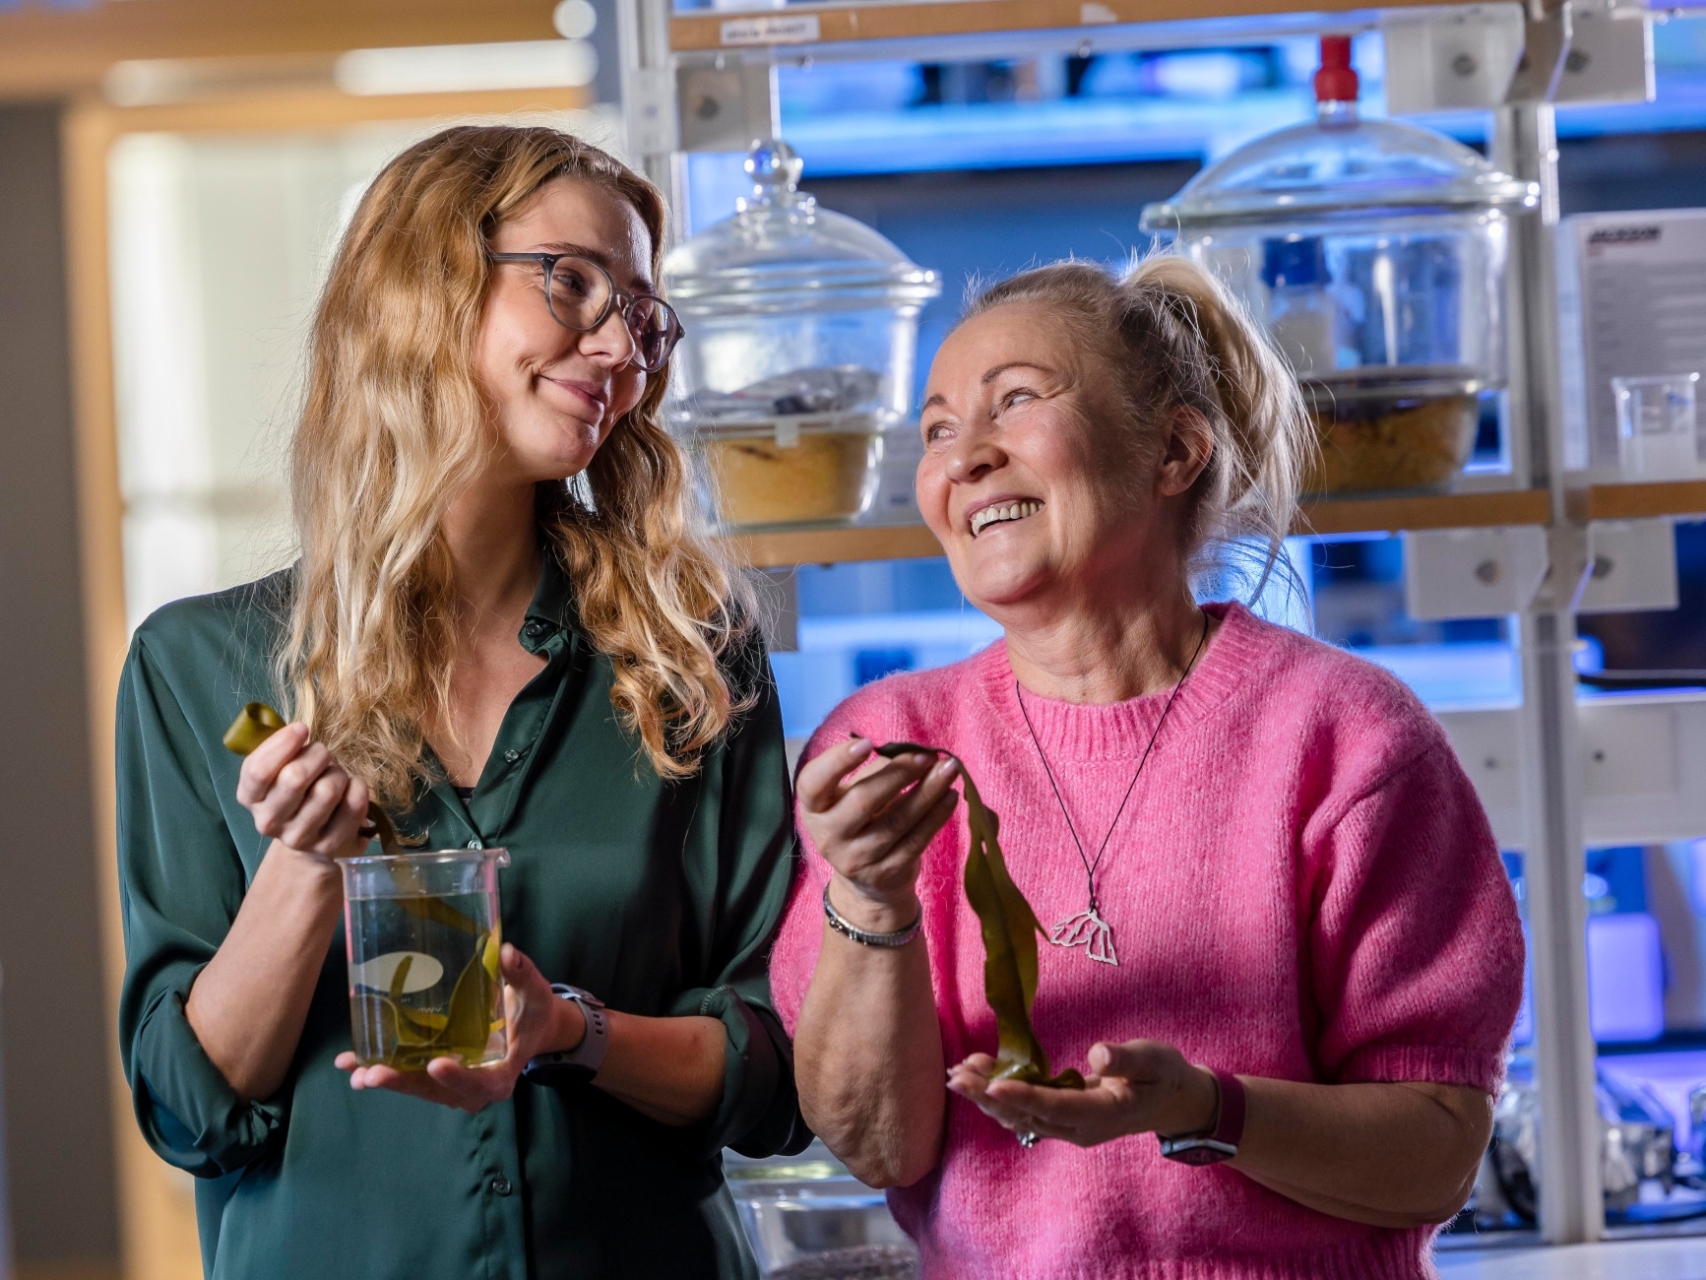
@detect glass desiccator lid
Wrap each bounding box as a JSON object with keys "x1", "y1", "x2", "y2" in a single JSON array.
[
  {"x1": 663, "y1": 139, "x2": 940, "y2": 313},
  {"x1": 1140, "y1": 110, "x2": 1537, "y2": 231}
]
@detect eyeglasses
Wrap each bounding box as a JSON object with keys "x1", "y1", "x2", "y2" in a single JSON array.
[{"x1": 486, "y1": 251, "x2": 684, "y2": 374}]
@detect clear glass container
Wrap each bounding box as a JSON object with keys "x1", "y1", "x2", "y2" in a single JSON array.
[
  {"x1": 663, "y1": 139, "x2": 941, "y2": 529},
  {"x1": 342, "y1": 848, "x2": 509, "y2": 1070},
  {"x1": 1141, "y1": 94, "x2": 1537, "y2": 497},
  {"x1": 1614, "y1": 372, "x2": 1703, "y2": 479},
  {"x1": 725, "y1": 1139, "x2": 918, "y2": 1278}
]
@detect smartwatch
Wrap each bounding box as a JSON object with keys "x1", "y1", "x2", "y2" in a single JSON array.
[
  {"x1": 1158, "y1": 1068, "x2": 1245, "y2": 1166},
  {"x1": 520, "y1": 984, "x2": 609, "y2": 1086}
]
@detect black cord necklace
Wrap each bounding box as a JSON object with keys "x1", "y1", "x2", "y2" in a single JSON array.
[{"x1": 1014, "y1": 610, "x2": 1210, "y2": 966}]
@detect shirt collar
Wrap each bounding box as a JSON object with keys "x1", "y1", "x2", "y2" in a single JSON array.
[{"x1": 521, "y1": 549, "x2": 580, "y2": 647}]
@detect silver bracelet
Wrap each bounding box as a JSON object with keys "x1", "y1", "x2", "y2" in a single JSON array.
[{"x1": 822, "y1": 881, "x2": 923, "y2": 948}]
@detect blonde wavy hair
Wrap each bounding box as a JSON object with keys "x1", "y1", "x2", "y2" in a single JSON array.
[
  {"x1": 961, "y1": 254, "x2": 1315, "y2": 595},
  {"x1": 280, "y1": 124, "x2": 753, "y2": 809}
]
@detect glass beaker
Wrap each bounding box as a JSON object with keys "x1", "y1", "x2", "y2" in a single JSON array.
[
  {"x1": 1613, "y1": 373, "x2": 1701, "y2": 479},
  {"x1": 341, "y1": 848, "x2": 509, "y2": 1070}
]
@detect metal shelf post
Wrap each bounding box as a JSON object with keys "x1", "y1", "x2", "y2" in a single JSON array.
[{"x1": 1498, "y1": 99, "x2": 1603, "y2": 1245}]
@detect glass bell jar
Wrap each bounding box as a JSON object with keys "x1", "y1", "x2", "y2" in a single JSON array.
[
  {"x1": 663, "y1": 139, "x2": 941, "y2": 529},
  {"x1": 1141, "y1": 37, "x2": 1538, "y2": 496}
]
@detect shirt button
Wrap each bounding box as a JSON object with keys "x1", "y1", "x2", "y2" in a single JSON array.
[
  {"x1": 489, "y1": 1176, "x2": 513, "y2": 1197},
  {"x1": 524, "y1": 622, "x2": 546, "y2": 638},
  {"x1": 466, "y1": 838, "x2": 483, "y2": 850},
  {"x1": 503, "y1": 748, "x2": 522, "y2": 764}
]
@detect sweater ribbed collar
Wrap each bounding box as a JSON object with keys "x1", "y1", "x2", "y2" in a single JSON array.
[{"x1": 973, "y1": 601, "x2": 1269, "y2": 763}]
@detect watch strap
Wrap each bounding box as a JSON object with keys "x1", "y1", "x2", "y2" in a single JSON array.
[
  {"x1": 1158, "y1": 1068, "x2": 1245, "y2": 1166},
  {"x1": 521, "y1": 984, "x2": 609, "y2": 1085},
  {"x1": 1210, "y1": 1068, "x2": 1246, "y2": 1148}
]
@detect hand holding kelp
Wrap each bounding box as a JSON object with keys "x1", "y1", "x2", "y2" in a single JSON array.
[
  {"x1": 874, "y1": 742, "x2": 1083, "y2": 1090},
  {"x1": 225, "y1": 702, "x2": 506, "y2": 1070},
  {"x1": 223, "y1": 701, "x2": 401, "y2": 854}
]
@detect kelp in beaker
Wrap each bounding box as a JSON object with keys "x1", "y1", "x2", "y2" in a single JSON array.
[{"x1": 343, "y1": 849, "x2": 510, "y2": 1070}]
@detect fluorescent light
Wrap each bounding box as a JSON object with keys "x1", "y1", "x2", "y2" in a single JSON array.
[{"x1": 334, "y1": 40, "x2": 597, "y2": 97}]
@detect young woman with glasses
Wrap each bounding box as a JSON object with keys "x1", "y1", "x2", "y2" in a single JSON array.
[{"x1": 115, "y1": 126, "x2": 806, "y2": 1280}]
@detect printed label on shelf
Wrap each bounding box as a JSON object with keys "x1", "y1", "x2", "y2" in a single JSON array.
[
  {"x1": 1559, "y1": 208, "x2": 1706, "y2": 472},
  {"x1": 720, "y1": 15, "x2": 821, "y2": 45}
]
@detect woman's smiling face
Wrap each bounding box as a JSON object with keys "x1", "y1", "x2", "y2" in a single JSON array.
[
  {"x1": 916, "y1": 301, "x2": 1156, "y2": 615},
  {"x1": 475, "y1": 176, "x2": 653, "y2": 485}
]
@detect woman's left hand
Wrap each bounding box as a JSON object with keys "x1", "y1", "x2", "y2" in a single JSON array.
[
  {"x1": 335, "y1": 943, "x2": 584, "y2": 1113},
  {"x1": 947, "y1": 1040, "x2": 1219, "y2": 1148}
]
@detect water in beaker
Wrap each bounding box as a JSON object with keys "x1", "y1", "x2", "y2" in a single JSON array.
[{"x1": 341, "y1": 848, "x2": 509, "y2": 1070}]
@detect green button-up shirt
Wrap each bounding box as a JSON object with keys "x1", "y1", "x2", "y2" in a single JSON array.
[{"x1": 115, "y1": 558, "x2": 808, "y2": 1280}]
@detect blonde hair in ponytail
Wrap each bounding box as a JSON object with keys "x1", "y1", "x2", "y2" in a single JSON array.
[
  {"x1": 960, "y1": 253, "x2": 1314, "y2": 595},
  {"x1": 281, "y1": 125, "x2": 753, "y2": 810}
]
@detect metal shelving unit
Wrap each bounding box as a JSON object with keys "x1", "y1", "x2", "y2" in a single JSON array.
[{"x1": 619, "y1": 0, "x2": 1706, "y2": 1249}]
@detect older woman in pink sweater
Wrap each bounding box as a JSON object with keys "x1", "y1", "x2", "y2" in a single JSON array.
[{"x1": 768, "y1": 257, "x2": 1525, "y2": 1280}]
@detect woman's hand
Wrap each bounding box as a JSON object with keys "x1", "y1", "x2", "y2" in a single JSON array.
[
  {"x1": 236, "y1": 721, "x2": 372, "y2": 859},
  {"x1": 336, "y1": 944, "x2": 581, "y2": 1112},
  {"x1": 946, "y1": 1040, "x2": 1218, "y2": 1148},
  {"x1": 335, "y1": 943, "x2": 584, "y2": 1113},
  {"x1": 796, "y1": 736, "x2": 961, "y2": 932}
]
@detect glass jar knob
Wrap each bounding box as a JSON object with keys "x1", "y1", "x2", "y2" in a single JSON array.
[{"x1": 741, "y1": 138, "x2": 804, "y2": 209}]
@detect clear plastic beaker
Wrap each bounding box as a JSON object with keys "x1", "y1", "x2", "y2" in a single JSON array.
[
  {"x1": 1613, "y1": 373, "x2": 1701, "y2": 479},
  {"x1": 341, "y1": 848, "x2": 509, "y2": 1070}
]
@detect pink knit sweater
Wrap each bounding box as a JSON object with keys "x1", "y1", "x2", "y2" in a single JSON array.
[{"x1": 769, "y1": 602, "x2": 1525, "y2": 1280}]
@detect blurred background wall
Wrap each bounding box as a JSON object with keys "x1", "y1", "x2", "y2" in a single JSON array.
[{"x1": 0, "y1": 103, "x2": 121, "y2": 1280}]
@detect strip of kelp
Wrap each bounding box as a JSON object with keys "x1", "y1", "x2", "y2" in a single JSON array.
[
  {"x1": 223, "y1": 702, "x2": 479, "y2": 936},
  {"x1": 874, "y1": 742, "x2": 1083, "y2": 1090}
]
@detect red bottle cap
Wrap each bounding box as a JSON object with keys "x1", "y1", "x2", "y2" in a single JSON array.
[{"x1": 1314, "y1": 34, "x2": 1359, "y2": 104}]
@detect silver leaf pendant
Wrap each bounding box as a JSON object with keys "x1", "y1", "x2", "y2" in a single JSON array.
[{"x1": 1049, "y1": 906, "x2": 1118, "y2": 965}]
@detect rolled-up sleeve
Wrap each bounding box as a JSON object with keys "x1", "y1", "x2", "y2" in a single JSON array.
[
  {"x1": 668, "y1": 637, "x2": 811, "y2": 1161},
  {"x1": 1303, "y1": 738, "x2": 1526, "y2": 1095},
  {"x1": 116, "y1": 634, "x2": 285, "y2": 1176}
]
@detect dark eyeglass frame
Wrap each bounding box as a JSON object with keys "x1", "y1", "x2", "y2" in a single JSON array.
[{"x1": 486, "y1": 251, "x2": 684, "y2": 373}]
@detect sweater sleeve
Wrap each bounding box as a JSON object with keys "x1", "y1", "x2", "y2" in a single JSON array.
[
  {"x1": 1303, "y1": 738, "x2": 1525, "y2": 1095},
  {"x1": 116, "y1": 634, "x2": 287, "y2": 1176}
]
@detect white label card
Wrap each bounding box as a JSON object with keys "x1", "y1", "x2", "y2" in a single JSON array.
[{"x1": 720, "y1": 14, "x2": 821, "y2": 45}]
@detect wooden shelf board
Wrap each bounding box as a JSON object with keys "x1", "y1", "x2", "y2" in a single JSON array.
[
  {"x1": 1570, "y1": 479, "x2": 1706, "y2": 523},
  {"x1": 723, "y1": 490, "x2": 1552, "y2": 566},
  {"x1": 80, "y1": 84, "x2": 591, "y2": 136},
  {"x1": 0, "y1": 0, "x2": 562, "y2": 99},
  {"x1": 1299, "y1": 488, "x2": 1551, "y2": 536},
  {"x1": 671, "y1": 0, "x2": 1443, "y2": 53}
]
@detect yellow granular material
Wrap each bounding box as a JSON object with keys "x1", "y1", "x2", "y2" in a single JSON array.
[
  {"x1": 704, "y1": 431, "x2": 878, "y2": 527},
  {"x1": 1307, "y1": 395, "x2": 1478, "y2": 496}
]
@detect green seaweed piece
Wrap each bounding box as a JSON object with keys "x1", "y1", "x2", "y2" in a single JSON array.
[
  {"x1": 387, "y1": 952, "x2": 413, "y2": 1003},
  {"x1": 442, "y1": 931, "x2": 497, "y2": 1061},
  {"x1": 222, "y1": 701, "x2": 285, "y2": 755},
  {"x1": 874, "y1": 741, "x2": 1084, "y2": 1091}
]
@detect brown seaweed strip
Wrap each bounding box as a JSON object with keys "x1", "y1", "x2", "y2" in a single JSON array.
[{"x1": 872, "y1": 741, "x2": 1084, "y2": 1090}]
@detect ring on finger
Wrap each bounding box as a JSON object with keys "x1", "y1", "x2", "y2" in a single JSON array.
[{"x1": 1016, "y1": 1130, "x2": 1039, "y2": 1149}]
